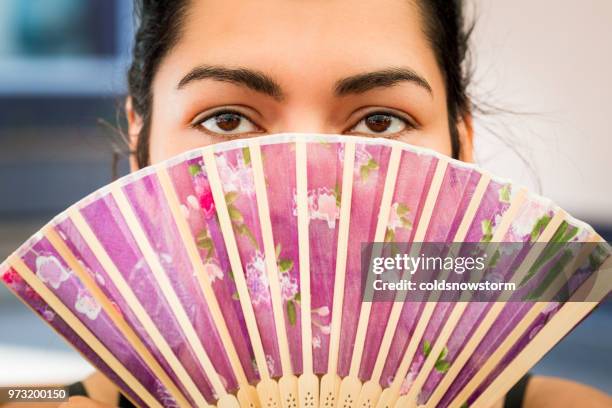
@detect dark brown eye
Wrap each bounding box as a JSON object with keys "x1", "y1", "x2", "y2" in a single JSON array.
[
  {"x1": 215, "y1": 112, "x2": 242, "y2": 131},
  {"x1": 349, "y1": 112, "x2": 409, "y2": 136},
  {"x1": 195, "y1": 110, "x2": 259, "y2": 135},
  {"x1": 365, "y1": 114, "x2": 393, "y2": 133}
]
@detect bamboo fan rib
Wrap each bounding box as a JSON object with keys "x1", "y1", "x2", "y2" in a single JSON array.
[
  {"x1": 250, "y1": 143, "x2": 299, "y2": 408},
  {"x1": 356, "y1": 155, "x2": 450, "y2": 408},
  {"x1": 157, "y1": 167, "x2": 259, "y2": 408},
  {"x1": 203, "y1": 148, "x2": 282, "y2": 408},
  {"x1": 69, "y1": 208, "x2": 212, "y2": 407},
  {"x1": 418, "y1": 191, "x2": 532, "y2": 408},
  {"x1": 471, "y1": 255, "x2": 612, "y2": 408},
  {"x1": 387, "y1": 174, "x2": 492, "y2": 408},
  {"x1": 295, "y1": 141, "x2": 320, "y2": 408},
  {"x1": 336, "y1": 144, "x2": 404, "y2": 408},
  {"x1": 7, "y1": 256, "x2": 162, "y2": 408},
  {"x1": 320, "y1": 141, "x2": 356, "y2": 408},
  {"x1": 43, "y1": 225, "x2": 191, "y2": 407}
]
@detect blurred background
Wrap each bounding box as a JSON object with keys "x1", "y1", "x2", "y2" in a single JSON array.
[{"x1": 0, "y1": 0, "x2": 610, "y2": 395}]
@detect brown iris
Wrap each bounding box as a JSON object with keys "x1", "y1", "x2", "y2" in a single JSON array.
[
  {"x1": 365, "y1": 114, "x2": 392, "y2": 133},
  {"x1": 215, "y1": 113, "x2": 242, "y2": 131}
]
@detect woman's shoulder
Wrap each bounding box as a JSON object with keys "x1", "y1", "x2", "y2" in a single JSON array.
[
  {"x1": 62, "y1": 372, "x2": 123, "y2": 407},
  {"x1": 522, "y1": 376, "x2": 611, "y2": 408}
]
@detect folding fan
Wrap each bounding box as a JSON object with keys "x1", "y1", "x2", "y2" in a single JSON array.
[{"x1": 1, "y1": 133, "x2": 610, "y2": 408}]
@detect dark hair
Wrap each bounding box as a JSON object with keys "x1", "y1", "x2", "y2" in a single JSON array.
[
  {"x1": 128, "y1": 0, "x2": 189, "y2": 168},
  {"x1": 417, "y1": 0, "x2": 473, "y2": 159},
  {"x1": 127, "y1": 0, "x2": 472, "y2": 168}
]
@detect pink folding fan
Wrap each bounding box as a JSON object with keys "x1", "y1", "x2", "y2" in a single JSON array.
[{"x1": 1, "y1": 133, "x2": 610, "y2": 408}]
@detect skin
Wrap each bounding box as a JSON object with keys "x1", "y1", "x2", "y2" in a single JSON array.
[
  {"x1": 2, "y1": 0, "x2": 609, "y2": 407},
  {"x1": 129, "y1": 0, "x2": 474, "y2": 165}
]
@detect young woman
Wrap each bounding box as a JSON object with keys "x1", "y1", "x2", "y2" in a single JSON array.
[{"x1": 16, "y1": 0, "x2": 611, "y2": 407}]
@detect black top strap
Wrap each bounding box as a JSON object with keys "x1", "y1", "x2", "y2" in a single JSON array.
[
  {"x1": 67, "y1": 381, "x2": 136, "y2": 408},
  {"x1": 67, "y1": 381, "x2": 88, "y2": 398},
  {"x1": 118, "y1": 394, "x2": 137, "y2": 408},
  {"x1": 504, "y1": 373, "x2": 532, "y2": 408}
]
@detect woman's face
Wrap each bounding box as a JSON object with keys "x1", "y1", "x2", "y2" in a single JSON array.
[{"x1": 128, "y1": 0, "x2": 473, "y2": 166}]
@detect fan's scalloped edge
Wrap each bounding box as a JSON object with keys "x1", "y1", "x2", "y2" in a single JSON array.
[{"x1": 0, "y1": 132, "x2": 605, "y2": 275}]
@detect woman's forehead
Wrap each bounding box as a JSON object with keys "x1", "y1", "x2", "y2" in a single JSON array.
[
  {"x1": 156, "y1": 0, "x2": 444, "y2": 97},
  {"x1": 182, "y1": 0, "x2": 421, "y2": 40}
]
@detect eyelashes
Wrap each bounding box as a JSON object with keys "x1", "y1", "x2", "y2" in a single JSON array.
[
  {"x1": 348, "y1": 111, "x2": 417, "y2": 137},
  {"x1": 191, "y1": 108, "x2": 418, "y2": 138},
  {"x1": 191, "y1": 109, "x2": 262, "y2": 136}
]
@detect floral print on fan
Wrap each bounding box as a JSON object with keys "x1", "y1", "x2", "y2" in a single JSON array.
[
  {"x1": 275, "y1": 243, "x2": 301, "y2": 325},
  {"x1": 241, "y1": 242, "x2": 298, "y2": 312},
  {"x1": 213, "y1": 147, "x2": 284, "y2": 376},
  {"x1": 399, "y1": 352, "x2": 424, "y2": 395},
  {"x1": 310, "y1": 306, "x2": 331, "y2": 349},
  {"x1": 517, "y1": 219, "x2": 581, "y2": 290},
  {"x1": 178, "y1": 181, "x2": 219, "y2": 262},
  {"x1": 196, "y1": 228, "x2": 217, "y2": 261},
  {"x1": 245, "y1": 251, "x2": 270, "y2": 305},
  {"x1": 498, "y1": 183, "x2": 512, "y2": 204},
  {"x1": 398, "y1": 340, "x2": 451, "y2": 396},
  {"x1": 250, "y1": 354, "x2": 277, "y2": 378},
  {"x1": 292, "y1": 187, "x2": 340, "y2": 228},
  {"x1": 217, "y1": 148, "x2": 256, "y2": 196},
  {"x1": 2, "y1": 268, "x2": 49, "y2": 318},
  {"x1": 2, "y1": 268, "x2": 22, "y2": 286},
  {"x1": 475, "y1": 182, "x2": 513, "y2": 243},
  {"x1": 338, "y1": 143, "x2": 381, "y2": 181},
  {"x1": 36, "y1": 255, "x2": 71, "y2": 289},
  {"x1": 385, "y1": 202, "x2": 413, "y2": 242},
  {"x1": 312, "y1": 305, "x2": 331, "y2": 335},
  {"x1": 189, "y1": 158, "x2": 258, "y2": 256},
  {"x1": 508, "y1": 202, "x2": 554, "y2": 242},
  {"x1": 2, "y1": 260, "x2": 153, "y2": 407},
  {"x1": 202, "y1": 261, "x2": 224, "y2": 283},
  {"x1": 188, "y1": 161, "x2": 215, "y2": 219},
  {"x1": 75, "y1": 290, "x2": 102, "y2": 320}
]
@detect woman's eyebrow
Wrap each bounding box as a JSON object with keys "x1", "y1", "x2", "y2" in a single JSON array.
[
  {"x1": 334, "y1": 67, "x2": 433, "y2": 97},
  {"x1": 177, "y1": 65, "x2": 285, "y2": 101}
]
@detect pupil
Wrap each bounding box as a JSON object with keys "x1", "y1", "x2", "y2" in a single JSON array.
[
  {"x1": 216, "y1": 113, "x2": 241, "y2": 131},
  {"x1": 365, "y1": 114, "x2": 391, "y2": 132}
]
